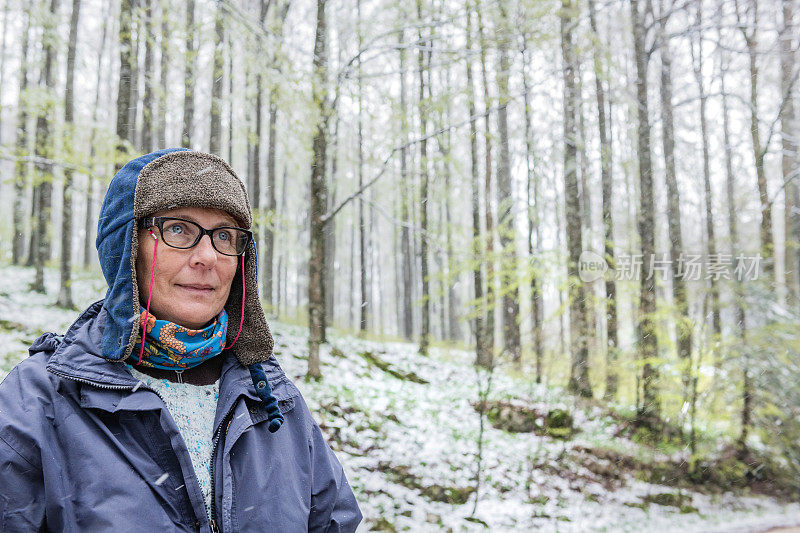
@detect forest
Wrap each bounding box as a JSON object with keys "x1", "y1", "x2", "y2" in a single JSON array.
[{"x1": 0, "y1": 0, "x2": 799, "y2": 529}]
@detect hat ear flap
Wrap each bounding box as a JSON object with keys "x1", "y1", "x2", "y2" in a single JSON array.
[{"x1": 224, "y1": 239, "x2": 274, "y2": 366}]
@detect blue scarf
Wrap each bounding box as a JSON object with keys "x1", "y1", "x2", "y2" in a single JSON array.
[{"x1": 132, "y1": 310, "x2": 228, "y2": 370}]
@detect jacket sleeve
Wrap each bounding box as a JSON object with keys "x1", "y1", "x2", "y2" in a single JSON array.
[
  {"x1": 307, "y1": 418, "x2": 362, "y2": 533},
  {"x1": 0, "y1": 366, "x2": 47, "y2": 531}
]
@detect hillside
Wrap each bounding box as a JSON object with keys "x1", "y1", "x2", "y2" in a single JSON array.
[{"x1": 0, "y1": 265, "x2": 798, "y2": 532}]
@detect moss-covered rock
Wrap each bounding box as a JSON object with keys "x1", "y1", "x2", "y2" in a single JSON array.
[
  {"x1": 421, "y1": 484, "x2": 475, "y2": 505},
  {"x1": 484, "y1": 401, "x2": 542, "y2": 433},
  {"x1": 545, "y1": 409, "x2": 574, "y2": 439},
  {"x1": 382, "y1": 462, "x2": 475, "y2": 505}
]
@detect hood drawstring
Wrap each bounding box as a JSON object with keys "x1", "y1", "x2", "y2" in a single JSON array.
[
  {"x1": 248, "y1": 363, "x2": 284, "y2": 432},
  {"x1": 229, "y1": 248, "x2": 283, "y2": 432},
  {"x1": 138, "y1": 229, "x2": 159, "y2": 365}
]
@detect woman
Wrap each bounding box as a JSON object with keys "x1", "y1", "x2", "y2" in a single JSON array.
[{"x1": 0, "y1": 149, "x2": 362, "y2": 532}]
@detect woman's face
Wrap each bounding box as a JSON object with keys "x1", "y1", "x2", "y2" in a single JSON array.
[{"x1": 136, "y1": 206, "x2": 240, "y2": 329}]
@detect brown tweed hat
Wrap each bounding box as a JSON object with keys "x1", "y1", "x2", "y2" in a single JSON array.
[{"x1": 127, "y1": 150, "x2": 273, "y2": 367}]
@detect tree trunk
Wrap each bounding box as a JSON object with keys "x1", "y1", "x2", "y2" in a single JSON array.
[
  {"x1": 0, "y1": 0, "x2": 10, "y2": 146},
  {"x1": 26, "y1": 189, "x2": 39, "y2": 267},
  {"x1": 324, "y1": 116, "x2": 338, "y2": 328},
  {"x1": 227, "y1": 28, "x2": 234, "y2": 163},
  {"x1": 578, "y1": 71, "x2": 597, "y2": 366},
  {"x1": 781, "y1": 1, "x2": 800, "y2": 304},
  {"x1": 691, "y1": 4, "x2": 721, "y2": 359},
  {"x1": 417, "y1": 0, "x2": 430, "y2": 355},
  {"x1": 562, "y1": 0, "x2": 592, "y2": 398},
  {"x1": 58, "y1": 0, "x2": 82, "y2": 309},
  {"x1": 477, "y1": 3, "x2": 495, "y2": 356},
  {"x1": 588, "y1": 0, "x2": 618, "y2": 399},
  {"x1": 32, "y1": 0, "x2": 60, "y2": 293},
  {"x1": 496, "y1": 0, "x2": 522, "y2": 366},
  {"x1": 307, "y1": 0, "x2": 328, "y2": 379},
  {"x1": 264, "y1": 86, "x2": 279, "y2": 308},
  {"x1": 358, "y1": 0, "x2": 368, "y2": 334},
  {"x1": 521, "y1": 40, "x2": 543, "y2": 381},
  {"x1": 142, "y1": 0, "x2": 154, "y2": 152},
  {"x1": 720, "y1": 40, "x2": 751, "y2": 455},
  {"x1": 738, "y1": 3, "x2": 774, "y2": 280},
  {"x1": 443, "y1": 144, "x2": 460, "y2": 341},
  {"x1": 631, "y1": 0, "x2": 660, "y2": 423},
  {"x1": 182, "y1": 0, "x2": 195, "y2": 148},
  {"x1": 129, "y1": 11, "x2": 140, "y2": 149},
  {"x1": 85, "y1": 1, "x2": 112, "y2": 267},
  {"x1": 116, "y1": 0, "x2": 134, "y2": 171},
  {"x1": 12, "y1": 10, "x2": 32, "y2": 265},
  {"x1": 209, "y1": 2, "x2": 224, "y2": 155},
  {"x1": 399, "y1": 28, "x2": 414, "y2": 340},
  {"x1": 253, "y1": 76, "x2": 262, "y2": 230},
  {"x1": 659, "y1": 8, "x2": 692, "y2": 404},
  {"x1": 158, "y1": 0, "x2": 169, "y2": 148}
]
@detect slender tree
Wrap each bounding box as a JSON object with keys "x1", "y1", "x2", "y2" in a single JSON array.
[
  {"x1": 690, "y1": 3, "x2": 720, "y2": 360},
  {"x1": 562, "y1": 0, "x2": 592, "y2": 398},
  {"x1": 57, "y1": 0, "x2": 82, "y2": 309},
  {"x1": 158, "y1": 0, "x2": 169, "y2": 148},
  {"x1": 116, "y1": 0, "x2": 134, "y2": 171},
  {"x1": 780, "y1": 0, "x2": 800, "y2": 304},
  {"x1": 631, "y1": 0, "x2": 660, "y2": 423},
  {"x1": 477, "y1": 1, "x2": 495, "y2": 355},
  {"x1": 521, "y1": 37, "x2": 543, "y2": 382},
  {"x1": 358, "y1": 0, "x2": 368, "y2": 333},
  {"x1": 142, "y1": 0, "x2": 155, "y2": 152},
  {"x1": 0, "y1": 0, "x2": 10, "y2": 146},
  {"x1": 182, "y1": 0, "x2": 196, "y2": 148},
  {"x1": 496, "y1": 0, "x2": 522, "y2": 366},
  {"x1": 399, "y1": 27, "x2": 414, "y2": 340},
  {"x1": 209, "y1": 0, "x2": 224, "y2": 155},
  {"x1": 735, "y1": 0, "x2": 774, "y2": 281},
  {"x1": 658, "y1": 0, "x2": 693, "y2": 402},
  {"x1": 720, "y1": 51, "x2": 751, "y2": 454},
  {"x1": 588, "y1": 0, "x2": 618, "y2": 398},
  {"x1": 307, "y1": 0, "x2": 329, "y2": 379},
  {"x1": 32, "y1": 0, "x2": 60, "y2": 293},
  {"x1": 84, "y1": 0, "x2": 112, "y2": 267},
  {"x1": 417, "y1": 0, "x2": 431, "y2": 355},
  {"x1": 12, "y1": 10, "x2": 32, "y2": 265},
  {"x1": 265, "y1": 1, "x2": 292, "y2": 309}
]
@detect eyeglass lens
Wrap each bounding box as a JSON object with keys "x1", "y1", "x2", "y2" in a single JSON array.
[{"x1": 160, "y1": 219, "x2": 248, "y2": 255}]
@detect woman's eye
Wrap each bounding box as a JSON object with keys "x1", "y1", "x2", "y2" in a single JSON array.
[
  {"x1": 168, "y1": 224, "x2": 184, "y2": 234},
  {"x1": 217, "y1": 230, "x2": 231, "y2": 241}
]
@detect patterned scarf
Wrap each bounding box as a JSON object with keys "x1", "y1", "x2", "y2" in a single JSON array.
[{"x1": 132, "y1": 309, "x2": 228, "y2": 370}]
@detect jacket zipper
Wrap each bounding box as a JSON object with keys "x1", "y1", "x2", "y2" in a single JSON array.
[
  {"x1": 47, "y1": 367, "x2": 223, "y2": 532},
  {"x1": 208, "y1": 405, "x2": 236, "y2": 533}
]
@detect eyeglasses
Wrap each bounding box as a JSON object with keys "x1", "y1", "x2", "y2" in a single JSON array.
[{"x1": 139, "y1": 217, "x2": 252, "y2": 256}]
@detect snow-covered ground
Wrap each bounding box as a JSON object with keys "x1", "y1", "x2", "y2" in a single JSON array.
[{"x1": 1, "y1": 264, "x2": 798, "y2": 532}]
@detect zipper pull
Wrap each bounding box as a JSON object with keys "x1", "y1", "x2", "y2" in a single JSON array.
[
  {"x1": 209, "y1": 518, "x2": 220, "y2": 533},
  {"x1": 175, "y1": 369, "x2": 184, "y2": 384}
]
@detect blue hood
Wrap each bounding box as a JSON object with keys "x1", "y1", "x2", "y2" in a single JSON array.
[{"x1": 96, "y1": 148, "x2": 188, "y2": 361}]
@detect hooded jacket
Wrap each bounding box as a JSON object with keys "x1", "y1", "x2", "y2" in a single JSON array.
[{"x1": 0, "y1": 150, "x2": 362, "y2": 532}]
